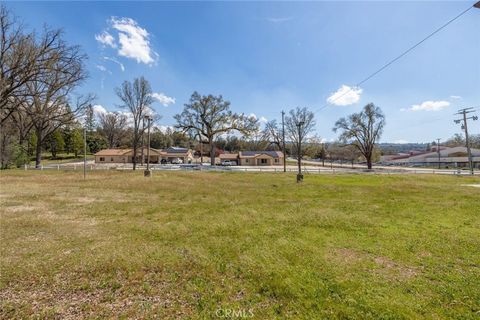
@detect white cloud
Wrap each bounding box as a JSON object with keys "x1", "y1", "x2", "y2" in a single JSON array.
[
  {"x1": 93, "y1": 104, "x2": 107, "y2": 115},
  {"x1": 95, "y1": 31, "x2": 116, "y2": 48},
  {"x1": 327, "y1": 85, "x2": 362, "y2": 106},
  {"x1": 394, "y1": 139, "x2": 409, "y2": 144},
  {"x1": 110, "y1": 17, "x2": 157, "y2": 65},
  {"x1": 248, "y1": 113, "x2": 267, "y2": 123},
  {"x1": 156, "y1": 125, "x2": 174, "y2": 133},
  {"x1": 150, "y1": 92, "x2": 175, "y2": 106},
  {"x1": 409, "y1": 100, "x2": 450, "y2": 112},
  {"x1": 103, "y1": 56, "x2": 125, "y2": 72},
  {"x1": 450, "y1": 95, "x2": 462, "y2": 100}
]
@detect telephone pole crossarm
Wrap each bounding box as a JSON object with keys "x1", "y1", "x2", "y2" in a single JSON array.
[{"x1": 454, "y1": 108, "x2": 478, "y2": 175}]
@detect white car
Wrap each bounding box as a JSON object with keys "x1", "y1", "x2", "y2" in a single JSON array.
[
  {"x1": 221, "y1": 160, "x2": 233, "y2": 166},
  {"x1": 171, "y1": 158, "x2": 183, "y2": 164}
]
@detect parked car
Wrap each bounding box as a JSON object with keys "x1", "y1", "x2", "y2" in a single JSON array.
[
  {"x1": 221, "y1": 160, "x2": 233, "y2": 166},
  {"x1": 171, "y1": 158, "x2": 183, "y2": 164}
]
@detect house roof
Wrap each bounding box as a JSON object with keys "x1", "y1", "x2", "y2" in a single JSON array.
[
  {"x1": 219, "y1": 153, "x2": 239, "y2": 159},
  {"x1": 239, "y1": 151, "x2": 284, "y2": 158},
  {"x1": 94, "y1": 149, "x2": 130, "y2": 156},
  {"x1": 162, "y1": 147, "x2": 190, "y2": 154},
  {"x1": 95, "y1": 147, "x2": 173, "y2": 156}
]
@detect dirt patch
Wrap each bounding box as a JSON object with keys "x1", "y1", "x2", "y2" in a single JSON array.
[
  {"x1": 75, "y1": 197, "x2": 98, "y2": 204},
  {"x1": 0, "y1": 278, "x2": 192, "y2": 319},
  {"x1": 327, "y1": 248, "x2": 365, "y2": 264},
  {"x1": 373, "y1": 256, "x2": 418, "y2": 280},
  {"x1": 327, "y1": 248, "x2": 419, "y2": 281},
  {"x1": 2, "y1": 205, "x2": 37, "y2": 213}
]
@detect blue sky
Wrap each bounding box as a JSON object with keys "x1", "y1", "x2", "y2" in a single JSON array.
[{"x1": 6, "y1": 1, "x2": 480, "y2": 143}]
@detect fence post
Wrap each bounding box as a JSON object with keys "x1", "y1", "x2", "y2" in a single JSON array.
[
  {"x1": 24, "y1": 164, "x2": 27, "y2": 171},
  {"x1": 74, "y1": 165, "x2": 76, "y2": 170},
  {"x1": 57, "y1": 164, "x2": 59, "y2": 171},
  {"x1": 41, "y1": 165, "x2": 43, "y2": 170}
]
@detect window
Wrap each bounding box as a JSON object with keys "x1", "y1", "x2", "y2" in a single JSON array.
[
  {"x1": 245, "y1": 159, "x2": 249, "y2": 163},
  {"x1": 275, "y1": 159, "x2": 279, "y2": 163},
  {"x1": 111, "y1": 157, "x2": 114, "y2": 162},
  {"x1": 261, "y1": 159, "x2": 267, "y2": 164},
  {"x1": 100, "y1": 157, "x2": 105, "y2": 161}
]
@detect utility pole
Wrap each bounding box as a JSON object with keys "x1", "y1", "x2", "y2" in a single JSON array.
[
  {"x1": 321, "y1": 142, "x2": 325, "y2": 167},
  {"x1": 141, "y1": 117, "x2": 145, "y2": 166},
  {"x1": 83, "y1": 126, "x2": 87, "y2": 180},
  {"x1": 296, "y1": 121, "x2": 305, "y2": 182},
  {"x1": 144, "y1": 115, "x2": 152, "y2": 177},
  {"x1": 281, "y1": 110, "x2": 286, "y2": 172},
  {"x1": 436, "y1": 138, "x2": 441, "y2": 169},
  {"x1": 454, "y1": 107, "x2": 478, "y2": 175},
  {"x1": 198, "y1": 130, "x2": 203, "y2": 165}
]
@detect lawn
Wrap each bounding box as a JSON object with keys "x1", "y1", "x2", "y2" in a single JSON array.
[{"x1": 0, "y1": 171, "x2": 479, "y2": 319}]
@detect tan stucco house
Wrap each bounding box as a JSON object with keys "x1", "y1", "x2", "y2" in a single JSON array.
[
  {"x1": 95, "y1": 147, "x2": 194, "y2": 164},
  {"x1": 219, "y1": 151, "x2": 284, "y2": 166}
]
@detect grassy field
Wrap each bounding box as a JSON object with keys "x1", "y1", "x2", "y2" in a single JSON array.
[{"x1": 1, "y1": 171, "x2": 479, "y2": 319}]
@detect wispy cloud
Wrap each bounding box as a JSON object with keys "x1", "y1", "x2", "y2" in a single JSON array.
[
  {"x1": 265, "y1": 17, "x2": 294, "y2": 23},
  {"x1": 95, "y1": 64, "x2": 112, "y2": 74},
  {"x1": 103, "y1": 56, "x2": 125, "y2": 72},
  {"x1": 327, "y1": 85, "x2": 362, "y2": 106},
  {"x1": 95, "y1": 31, "x2": 116, "y2": 48},
  {"x1": 450, "y1": 95, "x2": 462, "y2": 100}
]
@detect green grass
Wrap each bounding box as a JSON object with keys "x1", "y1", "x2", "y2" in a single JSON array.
[
  {"x1": 1, "y1": 171, "x2": 479, "y2": 319},
  {"x1": 33, "y1": 153, "x2": 93, "y2": 165}
]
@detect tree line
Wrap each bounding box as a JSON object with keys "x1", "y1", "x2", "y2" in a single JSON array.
[{"x1": 6, "y1": 4, "x2": 474, "y2": 171}]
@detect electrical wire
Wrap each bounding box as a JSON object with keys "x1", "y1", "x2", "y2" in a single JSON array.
[{"x1": 316, "y1": 3, "x2": 475, "y2": 113}]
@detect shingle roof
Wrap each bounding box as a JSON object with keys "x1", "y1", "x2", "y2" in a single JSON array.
[
  {"x1": 163, "y1": 147, "x2": 189, "y2": 154},
  {"x1": 239, "y1": 151, "x2": 283, "y2": 158},
  {"x1": 95, "y1": 147, "x2": 163, "y2": 156},
  {"x1": 219, "y1": 153, "x2": 239, "y2": 159},
  {"x1": 94, "y1": 149, "x2": 130, "y2": 156}
]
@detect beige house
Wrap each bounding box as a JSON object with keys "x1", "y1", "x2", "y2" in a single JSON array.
[
  {"x1": 94, "y1": 147, "x2": 194, "y2": 164},
  {"x1": 220, "y1": 151, "x2": 284, "y2": 166}
]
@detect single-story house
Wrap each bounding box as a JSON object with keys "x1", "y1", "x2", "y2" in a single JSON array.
[
  {"x1": 94, "y1": 147, "x2": 194, "y2": 164},
  {"x1": 218, "y1": 153, "x2": 240, "y2": 165},
  {"x1": 160, "y1": 147, "x2": 194, "y2": 164},
  {"x1": 219, "y1": 151, "x2": 284, "y2": 166}
]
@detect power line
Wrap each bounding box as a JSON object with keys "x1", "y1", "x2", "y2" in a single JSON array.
[
  {"x1": 454, "y1": 107, "x2": 478, "y2": 174},
  {"x1": 316, "y1": 3, "x2": 476, "y2": 113}
]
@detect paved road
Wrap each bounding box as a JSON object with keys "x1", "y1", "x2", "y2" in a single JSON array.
[{"x1": 28, "y1": 161, "x2": 479, "y2": 175}]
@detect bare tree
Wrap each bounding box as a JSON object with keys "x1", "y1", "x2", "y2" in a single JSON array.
[
  {"x1": 98, "y1": 112, "x2": 128, "y2": 148},
  {"x1": 285, "y1": 107, "x2": 316, "y2": 174},
  {"x1": 175, "y1": 91, "x2": 258, "y2": 165},
  {"x1": 115, "y1": 77, "x2": 154, "y2": 170},
  {"x1": 0, "y1": 6, "x2": 67, "y2": 124},
  {"x1": 263, "y1": 120, "x2": 283, "y2": 150},
  {"x1": 22, "y1": 28, "x2": 91, "y2": 167},
  {"x1": 333, "y1": 103, "x2": 385, "y2": 170}
]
